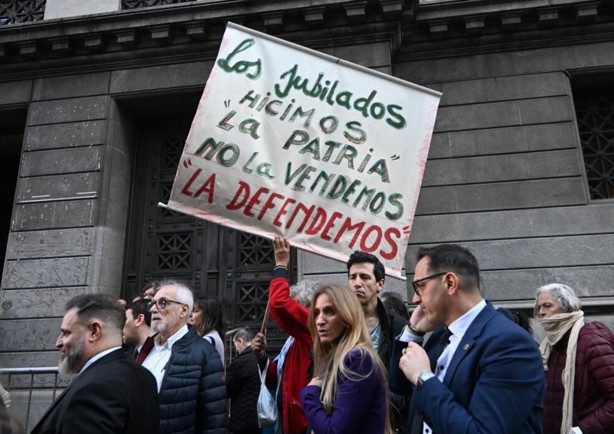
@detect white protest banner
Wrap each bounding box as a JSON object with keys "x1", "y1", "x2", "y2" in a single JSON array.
[{"x1": 163, "y1": 22, "x2": 441, "y2": 278}]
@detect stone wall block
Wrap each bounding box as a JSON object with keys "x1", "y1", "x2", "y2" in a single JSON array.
[
  {"x1": 428, "y1": 122, "x2": 577, "y2": 158},
  {"x1": 406, "y1": 234, "x2": 614, "y2": 272},
  {"x1": 415, "y1": 177, "x2": 586, "y2": 214},
  {"x1": 28, "y1": 97, "x2": 108, "y2": 126},
  {"x1": 0, "y1": 287, "x2": 88, "y2": 319},
  {"x1": 0, "y1": 80, "x2": 33, "y2": 106},
  {"x1": 24, "y1": 121, "x2": 106, "y2": 151},
  {"x1": 320, "y1": 41, "x2": 391, "y2": 69},
  {"x1": 20, "y1": 147, "x2": 102, "y2": 177},
  {"x1": 16, "y1": 172, "x2": 100, "y2": 203},
  {"x1": 12, "y1": 200, "x2": 97, "y2": 231},
  {"x1": 439, "y1": 72, "x2": 568, "y2": 106},
  {"x1": 422, "y1": 149, "x2": 580, "y2": 186},
  {"x1": 33, "y1": 72, "x2": 110, "y2": 101},
  {"x1": 396, "y1": 42, "x2": 614, "y2": 84},
  {"x1": 5, "y1": 228, "x2": 94, "y2": 260},
  {"x1": 0, "y1": 319, "x2": 60, "y2": 351},
  {"x1": 409, "y1": 203, "x2": 614, "y2": 244},
  {"x1": 434, "y1": 96, "x2": 571, "y2": 132},
  {"x1": 1, "y1": 257, "x2": 89, "y2": 289},
  {"x1": 480, "y1": 266, "x2": 614, "y2": 301},
  {"x1": 110, "y1": 61, "x2": 213, "y2": 94}
]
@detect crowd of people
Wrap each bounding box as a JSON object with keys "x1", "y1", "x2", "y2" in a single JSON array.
[{"x1": 2, "y1": 237, "x2": 613, "y2": 434}]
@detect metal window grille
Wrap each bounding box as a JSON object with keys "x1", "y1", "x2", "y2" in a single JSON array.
[
  {"x1": 0, "y1": 367, "x2": 60, "y2": 433},
  {"x1": 0, "y1": 0, "x2": 45, "y2": 25},
  {"x1": 122, "y1": 0, "x2": 189, "y2": 9},
  {"x1": 574, "y1": 89, "x2": 614, "y2": 200}
]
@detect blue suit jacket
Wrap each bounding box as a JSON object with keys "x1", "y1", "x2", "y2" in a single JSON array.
[{"x1": 390, "y1": 302, "x2": 545, "y2": 434}]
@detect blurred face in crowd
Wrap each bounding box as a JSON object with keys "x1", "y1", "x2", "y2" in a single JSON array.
[
  {"x1": 233, "y1": 338, "x2": 247, "y2": 354},
  {"x1": 313, "y1": 293, "x2": 345, "y2": 345},
  {"x1": 535, "y1": 292, "x2": 565, "y2": 319},
  {"x1": 348, "y1": 262, "x2": 383, "y2": 308},
  {"x1": 142, "y1": 286, "x2": 156, "y2": 300},
  {"x1": 149, "y1": 285, "x2": 188, "y2": 340},
  {"x1": 56, "y1": 308, "x2": 88, "y2": 375},
  {"x1": 191, "y1": 303, "x2": 203, "y2": 329},
  {"x1": 123, "y1": 308, "x2": 139, "y2": 346}
]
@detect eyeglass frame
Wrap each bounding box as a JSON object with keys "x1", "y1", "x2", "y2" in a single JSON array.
[
  {"x1": 412, "y1": 272, "x2": 448, "y2": 296},
  {"x1": 148, "y1": 297, "x2": 186, "y2": 310}
]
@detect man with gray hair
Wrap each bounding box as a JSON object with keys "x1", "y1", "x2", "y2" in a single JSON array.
[
  {"x1": 141, "y1": 280, "x2": 227, "y2": 434},
  {"x1": 31, "y1": 294, "x2": 159, "y2": 434}
]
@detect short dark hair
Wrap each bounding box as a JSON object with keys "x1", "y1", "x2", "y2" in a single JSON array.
[
  {"x1": 347, "y1": 251, "x2": 385, "y2": 281},
  {"x1": 126, "y1": 299, "x2": 152, "y2": 327},
  {"x1": 380, "y1": 291, "x2": 409, "y2": 320},
  {"x1": 497, "y1": 307, "x2": 532, "y2": 334},
  {"x1": 65, "y1": 294, "x2": 126, "y2": 331},
  {"x1": 416, "y1": 244, "x2": 480, "y2": 290},
  {"x1": 141, "y1": 280, "x2": 160, "y2": 294}
]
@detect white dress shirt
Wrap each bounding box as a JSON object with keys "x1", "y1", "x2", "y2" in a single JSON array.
[
  {"x1": 142, "y1": 325, "x2": 189, "y2": 392},
  {"x1": 422, "y1": 299, "x2": 487, "y2": 434}
]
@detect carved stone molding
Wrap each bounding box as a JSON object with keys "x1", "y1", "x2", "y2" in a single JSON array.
[{"x1": 0, "y1": 0, "x2": 413, "y2": 69}]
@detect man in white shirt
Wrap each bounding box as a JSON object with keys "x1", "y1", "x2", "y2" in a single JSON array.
[
  {"x1": 390, "y1": 244, "x2": 545, "y2": 434},
  {"x1": 141, "y1": 281, "x2": 227, "y2": 434},
  {"x1": 31, "y1": 294, "x2": 159, "y2": 434}
]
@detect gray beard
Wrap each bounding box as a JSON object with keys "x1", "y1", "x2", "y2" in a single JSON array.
[
  {"x1": 152, "y1": 321, "x2": 168, "y2": 334},
  {"x1": 58, "y1": 335, "x2": 85, "y2": 375}
]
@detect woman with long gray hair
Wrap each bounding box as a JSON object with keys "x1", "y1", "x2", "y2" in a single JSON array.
[{"x1": 535, "y1": 283, "x2": 614, "y2": 434}]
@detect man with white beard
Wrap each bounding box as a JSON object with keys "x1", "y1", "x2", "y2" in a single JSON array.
[
  {"x1": 140, "y1": 281, "x2": 227, "y2": 434},
  {"x1": 31, "y1": 294, "x2": 159, "y2": 434}
]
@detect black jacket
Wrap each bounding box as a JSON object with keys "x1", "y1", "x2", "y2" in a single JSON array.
[
  {"x1": 158, "y1": 328, "x2": 227, "y2": 434},
  {"x1": 226, "y1": 345, "x2": 261, "y2": 433},
  {"x1": 376, "y1": 297, "x2": 406, "y2": 370},
  {"x1": 376, "y1": 298, "x2": 409, "y2": 434},
  {"x1": 31, "y1": 349, "x2": 160, "y2": 434}
]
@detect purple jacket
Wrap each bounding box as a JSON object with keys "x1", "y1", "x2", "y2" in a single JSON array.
[{"x1": 300, "y1": 348, "x2": 387, "y2": 434}]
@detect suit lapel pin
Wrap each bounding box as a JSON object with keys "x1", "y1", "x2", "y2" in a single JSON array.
[{"x1": 463, "y1": 343, "x2": 470, "y2": 351}]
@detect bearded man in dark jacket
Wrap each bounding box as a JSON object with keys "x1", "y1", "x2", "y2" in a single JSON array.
[{"x1": 140, "y1": 281, "x2": 227, "y2": 434}]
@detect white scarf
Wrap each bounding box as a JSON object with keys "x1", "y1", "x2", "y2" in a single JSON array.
[{"x1": 539, "y1": 311, "x2": 584, "y2": 434}]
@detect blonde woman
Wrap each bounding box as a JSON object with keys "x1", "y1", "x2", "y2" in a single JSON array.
[{"x1": 300, "y1": 284, "x2": 391, "y2": 434}]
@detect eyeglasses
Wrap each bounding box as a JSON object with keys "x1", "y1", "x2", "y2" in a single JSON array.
[
  {"x1": 412, "y1": 272, "x2": 448, "y2": 296},
  {"x1": 148, "y1": 297, "x2": 185, "y2": 310}
]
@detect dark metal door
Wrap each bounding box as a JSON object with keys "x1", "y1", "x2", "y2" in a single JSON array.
[{"x1": 121, "y1": 115, "x2": 292, "y2": 353}]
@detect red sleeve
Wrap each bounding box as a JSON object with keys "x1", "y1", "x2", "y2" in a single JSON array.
[
  {"x1": 269, "y1": 277, "x2": 313, "y2": 345},
  {"x1": 265, "y1": 358, "x2": 278, "y2": 390}
]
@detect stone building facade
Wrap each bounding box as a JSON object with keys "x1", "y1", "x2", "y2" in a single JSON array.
[{"x1": 0, "y1": 0, "x2": 613, "y2": 396}]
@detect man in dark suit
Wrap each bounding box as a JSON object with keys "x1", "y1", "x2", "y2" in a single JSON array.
[
  {"x1": 391, "y1": 244, "x2": 545, "y2": 434},
  {"x1": 31, "y1": 294, "x2": 159, "y2": 434}
]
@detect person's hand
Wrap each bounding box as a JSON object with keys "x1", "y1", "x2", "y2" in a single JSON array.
[
  {"x1": 399, "y1": 342, "x2": 431, "y2": 385},
  {"x1": 308, "y1": 376, "x2": 322, "y2": 388},
  {"x1": 409, "y1": 305, "x2": 436, "y2": 334},
  {"x1": 252, "y1": 332, "x2": 267, "y2": 360},
  {"x1": 273, "y1": 235, "x2": 290, "y2": 267}
]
